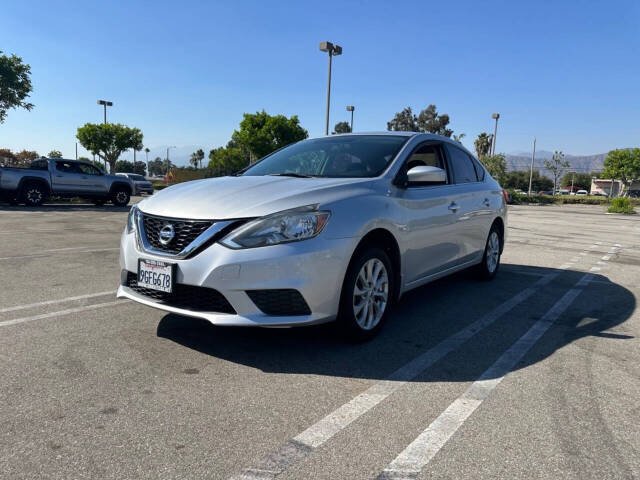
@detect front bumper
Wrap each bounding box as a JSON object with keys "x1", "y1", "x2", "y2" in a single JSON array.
[{"x1": 117, "y1": 228, "x2": 356, "y2": 326}]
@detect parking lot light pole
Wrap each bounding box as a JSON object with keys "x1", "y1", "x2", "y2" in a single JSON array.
[
  {"x1": 166, "y1": 146, "x2": 176, "y2": 175},
  {"x1": 346, "y1": 105, "x2": 355, "y2": 132},
  {"x1": 491, "y1": 113, "x2": 500, "y2": 155},
  {"x1": 319, "y1": 41, "x2": 342, "y2": 136},
  {"x1": 97, "y1": 100, "x2": 113, "y2": 124}
]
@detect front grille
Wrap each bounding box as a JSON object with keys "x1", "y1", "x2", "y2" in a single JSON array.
[
  {"x1": 142, "y1": 213, "x2": 214, "y2": 254},
  {"x1": 246, "y1": 289, "x2": 311, "y2": 316},
  {"x1": 123, "y1": 271, "x2": 236, "y2": 314}
]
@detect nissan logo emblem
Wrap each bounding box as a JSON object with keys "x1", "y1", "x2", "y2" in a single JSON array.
[{"x1": 159, "y1": 223, "x2": 175, "y2": 245}]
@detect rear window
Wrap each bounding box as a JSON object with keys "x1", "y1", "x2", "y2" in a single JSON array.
[{"x1": 129, "y1": 174, "x2": 146, "y2": 181}]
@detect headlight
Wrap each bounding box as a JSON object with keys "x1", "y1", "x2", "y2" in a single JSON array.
[
  {"x1": 220, "y1": 206, "x2": 330, "y2": 249},
  {"x1": 127, "y1": 206, "x2": 138, "y2": 234}
]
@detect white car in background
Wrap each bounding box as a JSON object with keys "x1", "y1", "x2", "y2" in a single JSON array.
[{"x1": 576, "y1": 190, "x2": 588, "y2": 196}]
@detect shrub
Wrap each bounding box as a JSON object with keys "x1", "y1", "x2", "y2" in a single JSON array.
[{"x1": 608, "y1": 197, "x2": 636, "y2": 214}]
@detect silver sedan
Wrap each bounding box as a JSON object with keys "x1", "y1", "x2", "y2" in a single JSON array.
[{"x1": 117, "y1": 132, "x2": 507, "y2": 339}]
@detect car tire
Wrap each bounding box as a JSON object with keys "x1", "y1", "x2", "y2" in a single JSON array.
[
  {"x1": 111, "y1": 188, "x2": 130, "y2": 207},
  {"x1": 21, "y1": 183, "x2": 47, "y2": 207},
  {"x1": 476, "y1": 224, "x2": 502, "y2": 280},
  {"x1": 338, "y1": 247, "x2": 394, "y2": 341}
]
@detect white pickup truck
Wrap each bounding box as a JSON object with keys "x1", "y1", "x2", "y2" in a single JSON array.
[{"x1": 0, "y1": 158, "x2": 134, "y2": 206}]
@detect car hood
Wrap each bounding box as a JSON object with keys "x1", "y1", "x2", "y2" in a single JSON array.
[{"x1": 137, "y1": 175, "x2": 375, "y2": 219}]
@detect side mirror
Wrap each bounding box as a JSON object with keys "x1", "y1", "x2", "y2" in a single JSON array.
[{"x1": 407, "y1": 165, "x2": 446, "y2": 184}]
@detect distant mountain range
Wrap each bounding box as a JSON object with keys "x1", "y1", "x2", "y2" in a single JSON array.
[{"x1": 505, "y1": 151, "x2": 610, "y2": 177}]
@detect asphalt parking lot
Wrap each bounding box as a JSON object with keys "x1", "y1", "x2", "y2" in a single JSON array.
[{"x1": 1, "y1": 200, "x2": 639, "y2": 479}]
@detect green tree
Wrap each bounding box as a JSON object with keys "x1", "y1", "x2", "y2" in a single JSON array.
[
  {"x1": 503, "y1": 170, "x2": 553, "y2": 192},
  {"x1": 387, "y1": 104, "x2": 453, "y2": 137},
  {"x1": 76, "y1": 123, "x2": 143, "y2": 173},
  {"x1": 115, "y1": 160, "x2": 135, "y2": 173},
  {"x1": 208, "y1": 147, "x2": 248, "y2": 176},
  {"x1": 190, "y1": 148, "x2": 205, "y2": 168},
  {"x1": 544, "y1": 151, "x2": 570, "y2": 194},
  {"x1": 452, "y1": 133, "x2": 466, "y2": 144},
  {"x1": 474, "y1": 132, "x2": 492, "y2": 159},
  {"x1": 231, "y1": 110, "x2": 308, "y2": 162},
  {"x1": 560, "y1": 172, "x2": 595, "y2": 191},
  {"x1": 47, "y1": 149, "x2": 62, "y2": 158},
  {"x1": 0, "y1": 51, "x2": 34, "y2": 123},
  {"x1": 479, "y1": 154, "x2": 507, "y2": 185},
  {"x1": 148, "y1": 157, "x2": 164, "y2": 176},
  {"x1": 14, "y1": 149, "x2": 38, "y2": 167},
  {"x1": 602, "y1": 148, "x2": 640, "y2": 196},
  {"x1": 333, "y1": 121, "x2": 351, "y2": 134}
]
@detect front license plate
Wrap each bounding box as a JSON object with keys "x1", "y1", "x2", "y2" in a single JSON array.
[{"x1": 137, "y1": 259, "x2": 175, "y2": 293}]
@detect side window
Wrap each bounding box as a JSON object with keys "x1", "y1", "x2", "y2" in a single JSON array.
[
  {"x1": 402, "y1": 143, "x2": 448, "y2": 187},
  {"x1": 446, "y1": 145, "x2": 478, "y2": 183},
  {"x1": 77, "y1": 163, "x2": 101, "y2": 175},
  {"x1": 55, "y1": 161, "x2": 77, "y2": 173},
  {"x1": 471, "y1": 156, "x2": 486, "y2": 181}
]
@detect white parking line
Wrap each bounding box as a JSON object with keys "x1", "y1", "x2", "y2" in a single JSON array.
[
  {"x1": 375, "y1": 247, "x2": 619, "y2": 480},
  {"x1": 229, "y1": 271, "x2": 564, "y2": 480},
  {"x1": 0, "y1": 300, "x2": 127, "y2": 327},
  {"x1": 376, "y1": 288, "x2": 584, "y2": 480},
  {"x1": 0, "y1": 291, "x2": 115, "y2": 314}
]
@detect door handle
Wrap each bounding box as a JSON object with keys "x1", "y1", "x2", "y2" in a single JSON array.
[{"x1": 448, "y1": 202, "x2": 460, "y2": 212}]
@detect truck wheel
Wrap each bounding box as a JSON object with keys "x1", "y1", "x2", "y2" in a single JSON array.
[
  {"x1": 111, "y1": 187, "x2": 130, "y2": 207},
  {"x1": 22, "y1": 183, "x2": 47, "y2": 206}
]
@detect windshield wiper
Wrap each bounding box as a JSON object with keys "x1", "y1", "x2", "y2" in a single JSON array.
[{"x1": 267, "y1": 173, "x2": 314, "y2": 178}]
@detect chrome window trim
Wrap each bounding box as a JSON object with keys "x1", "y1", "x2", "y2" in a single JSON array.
[{"x1": 135, "y1": 210, "x2": 235, "y2": 259}]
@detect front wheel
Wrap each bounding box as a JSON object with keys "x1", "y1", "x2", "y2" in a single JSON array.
[
  {"x1": 476, "y1": 225, "x2": 502, "y2": 280},
  {"x1": 111, "y1": 188, "x2": 130, "y2": 207},
  {"x1": 338, "y1": 247, "x2": 394, "y2": 341}
]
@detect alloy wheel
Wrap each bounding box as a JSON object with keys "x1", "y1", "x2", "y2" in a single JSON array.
[
  {"x1": 353, "y1": 258, "x2": 389, "y2": 330},
  {"x1": 486, "y1": 231, "x2": 500, "y2": 273}
]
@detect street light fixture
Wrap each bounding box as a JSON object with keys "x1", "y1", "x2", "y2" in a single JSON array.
[
  {"x1": 319, "y1": 41, "x2": 343, "y2": 136},
  {"x1": 97, "y1": 100, "x2": 113, "y2": 124},
  {"x1": 346, "y1": 105, "x2": 355, "y2": 132},
  {"x1": 166, "y1": 146, "x2": 176, "y2": 175},
  {"x1": 491, "y1": 113, "x2": 500, "y2": 155}
]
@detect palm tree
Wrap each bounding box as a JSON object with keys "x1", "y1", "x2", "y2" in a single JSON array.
[
  {"x1": 144, "y1": 147, "x2": 150, "y2": 176},
  {"x1": 452, "y1": 133, "x2": 466, "y2": 144},
  {"x1": 474, "y1": 132, "x2": 492, "y2": 159}
]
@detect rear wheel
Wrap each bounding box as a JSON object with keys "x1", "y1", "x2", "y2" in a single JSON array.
[
  {"x1": 338, "y1": 247, "x2": 394, "y2": 341},
  {"x1": 111, "y1": 187, "x2": 130, "y2": 207},
  {"x1": 476, "y1": 225, "x2": 502, "y2": 280},
  {"x1": 21, "y1": 183, "x2": 47, "y2": 206}
]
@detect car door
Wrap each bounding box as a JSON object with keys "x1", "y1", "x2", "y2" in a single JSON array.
[
  {"x1": 444, "y1": 144, "x2": 490, "y2": 263},
  {"x1": 392, "y1": 142, "x2": 463, "y2": 286},
  {"x1": 77, "y1": 163, "x2": 108, "y2": 194},
  {"x1": 51, "y1": 160, "x2": 84, "y2": 193}
]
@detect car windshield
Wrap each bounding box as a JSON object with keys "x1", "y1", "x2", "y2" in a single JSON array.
[
  {"x1": 241, "y1": 135, "x2": 409, "y2": 178},
  {"x1": 129, "y1": 174, "x2": 146, "y2": 181}
]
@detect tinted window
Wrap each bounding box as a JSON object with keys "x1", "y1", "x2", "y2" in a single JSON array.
[
  {"x1": 446, "y1": 145, "x2": 478, "y2": 183},
  {"x1": 56, "y1": 161, "x2": 82, "y2": 174},
  {"x1": 129, "y1": 174, "x2": 146, "y2": 181},
  {"x1": 77, "y1": 163, "x2": 102, "y2": 175},
  {"x1": 242, "y1": 135, "x2": 409, "y2": 178},
  {"x1": 471, "y1": 157, "x2": 486, "y2": 181}
]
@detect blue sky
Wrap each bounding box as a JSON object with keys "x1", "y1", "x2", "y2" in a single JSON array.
[{"x1": 1, "y1": 0, "x2": 639, "y2": 164}]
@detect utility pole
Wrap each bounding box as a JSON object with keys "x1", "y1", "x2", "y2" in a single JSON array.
[
  {"x1": 571, "y1": 172, "x2": 575, "y2": 193},
  {"x1": 319, "y1": 42, "x2": 343, "y2": 136},
  {"x1": 75, "y1": 142, "x2": 78, "y2": 160},
  {"x1": 528, "y1": 137, "x2": 536, "y2": 196}
]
